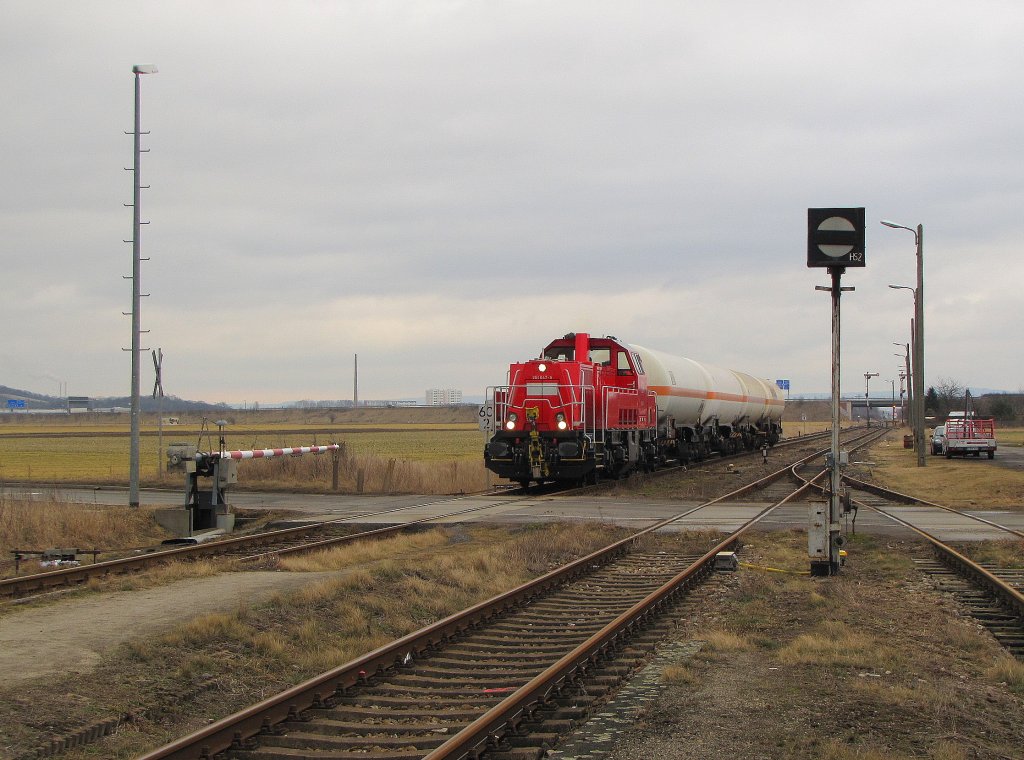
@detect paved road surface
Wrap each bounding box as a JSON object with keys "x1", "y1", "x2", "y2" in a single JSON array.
[{"x1": 4, "y1": 484, "x2": 1022, "y2": 543}]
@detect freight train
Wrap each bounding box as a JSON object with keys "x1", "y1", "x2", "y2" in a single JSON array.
[{"x1": 484, "y1": 332, "x2": 784, "y2": 486}]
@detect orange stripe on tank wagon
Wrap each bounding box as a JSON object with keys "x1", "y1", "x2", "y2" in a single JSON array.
[{"x1": 649, "y1": 386, "x2": 785, "y2": 406}]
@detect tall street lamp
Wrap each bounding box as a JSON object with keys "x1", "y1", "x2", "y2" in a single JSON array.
[
  {"x1": 127, "y1": 63, "x2": 157, "y2": 507},
  {"x1": 882, "y1": 220, "x2": 925, "y2": 467}
]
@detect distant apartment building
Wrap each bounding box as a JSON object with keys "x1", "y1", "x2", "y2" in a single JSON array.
[{"x1": 425, "y1": 388, "x2": 463, "y2": 406}]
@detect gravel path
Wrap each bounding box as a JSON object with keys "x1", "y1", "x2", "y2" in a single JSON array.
[{"x1": 0, "y1": 571, "x2": 336, "y2": 686}]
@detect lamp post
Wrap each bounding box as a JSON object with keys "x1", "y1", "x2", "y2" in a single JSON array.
[
  {"x1": 884, "y1": 220, "x2": 925, "y2": 467},
  {"x1": 127, "y1": 63, "x2": 157, "y2": 507},
  {"x1": 863, "y1": 372, "x2": 879, "y2": 427},
  {"x1": 889, "y1": 379, "x2": 896, "y2": 427},
  {"x1": 888, "y1": 214, "x2": 929, "y2": 467}
]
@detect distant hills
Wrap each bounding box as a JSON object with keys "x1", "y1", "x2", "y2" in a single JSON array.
[{"x1": 0, "y1": 384, "x2": 232, "y2": 413}]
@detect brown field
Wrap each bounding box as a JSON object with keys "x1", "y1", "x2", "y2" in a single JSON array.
[
  {"x1": 0, "y1": 408, "x2": 488, "y2": 494},
  {"x1": 859, "y1": 426, "x2": 1024, "y2": 509},
  {"x1": 3, "y1": 408, "x2": 1019, "y2": 504}
]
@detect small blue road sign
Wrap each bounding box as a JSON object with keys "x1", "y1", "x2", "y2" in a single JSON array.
[
  {"x1": 7, "y1": 399, "x2": 26, "y2": 409},
  {"x1": 776, "y1": 380, "x2": 790, "y2": 391}
]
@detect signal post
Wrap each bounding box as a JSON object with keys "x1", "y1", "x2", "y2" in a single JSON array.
[{"x1": 807, "y1": 207, "x2": 865, "y2": 576}]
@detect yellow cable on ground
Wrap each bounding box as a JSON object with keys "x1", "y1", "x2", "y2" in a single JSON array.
[{"x1": 738, "y1": 562, "x2": 810, "y2": 576}]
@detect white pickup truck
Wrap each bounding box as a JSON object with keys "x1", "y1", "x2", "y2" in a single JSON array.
[{"x1": 932, "y1": 418, "x2": 997, "y2": 459}]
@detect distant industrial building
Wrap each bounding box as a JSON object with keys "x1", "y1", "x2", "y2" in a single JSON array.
[
  {"x1": 425, "y1": 388, "x2": 463, "y2": 406},
  {"x1": 67, "y1": 396, "x2": 90, "y2": 413}
]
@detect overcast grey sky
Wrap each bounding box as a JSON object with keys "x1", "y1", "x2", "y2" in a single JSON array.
[{"x1": 2, "y1": 1, "x2": 1021, "y2": 404}]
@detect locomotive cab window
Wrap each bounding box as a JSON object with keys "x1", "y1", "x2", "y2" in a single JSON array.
[
  {"x1": 589, "y1": 348, "x2": 611, "y2": 366},
  {"x1": 617, "y1": 351, "x2": 634, "y2": 376},
  {"x1": 544, "y1": 348, "x2": 573, "y2": 361}
]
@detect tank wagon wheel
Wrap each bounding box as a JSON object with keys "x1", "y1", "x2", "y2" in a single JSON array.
[{"x1": 519, "y1": 479, "x2": 531, "y2": 490}]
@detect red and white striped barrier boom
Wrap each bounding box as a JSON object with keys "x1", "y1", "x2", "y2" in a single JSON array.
[{"x1": 219, "y1": 444, "x2": 340, "y2": 460}]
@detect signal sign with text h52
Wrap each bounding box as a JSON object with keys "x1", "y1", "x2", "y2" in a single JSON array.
[{"x1": 807, "y1": 207, "x2": 865, "y2": 268}]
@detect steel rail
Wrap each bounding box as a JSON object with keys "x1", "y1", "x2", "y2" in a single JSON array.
[
  {"x1": 841, "y1": 474, "x2": 1024, "y2": 541},
  {"x1": 1, "y1": 428, "x2": 851, "y2": 598},
  {"x1": 0, "y1": 490, "x2": 520, "y2": 598},
  {"x1": 133, "y1": 440, "x2": 844, "y2": 760},
  {"x1": 420, "y1": 473, "x2": 827, "y2": 760},
  {"x1": 233, "y1": 493, "x2": 562, "y2": 563},
  {"x1": 854, "y1": 502, "x2": 1024, "y2": 619},
  {"x1": 792, "y1": 465, "x2": 1024, "y2": 625}
]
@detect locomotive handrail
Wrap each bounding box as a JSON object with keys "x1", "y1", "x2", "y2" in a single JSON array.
[
  {"x1": 601, "y1": 385, "x2": 658, "y2": 432},
  {"x1": 491, "y1": 381, "x2": 598, "y2": 443}
]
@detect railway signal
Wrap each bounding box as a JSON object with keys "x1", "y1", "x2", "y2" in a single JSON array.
[
  {"x1": 807, "y1": 207, "x2": 866, "y2": 268},
  {"x1": 808, "y1": 207, "x2": 865, "y2": 576}
]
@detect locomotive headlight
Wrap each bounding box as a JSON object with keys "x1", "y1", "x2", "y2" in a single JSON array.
[
  {"x1": 556, "y1": 413, "x2": 567, "y2": 430},
  {"x1": 505, "y1": 412, "x2": 518, "y2": 430},
  {"x1": 538, "y1": 363, "x2": 547, "y2": 372}
]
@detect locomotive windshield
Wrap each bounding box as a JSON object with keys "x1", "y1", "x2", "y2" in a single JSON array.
[{"x1": 543, "y1": 347, "x2": 574, "y2": 361}]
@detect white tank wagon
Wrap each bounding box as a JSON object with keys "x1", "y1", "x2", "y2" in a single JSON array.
[{"x1": 630, "y1": 344, "x2": 783, "y2": 460}]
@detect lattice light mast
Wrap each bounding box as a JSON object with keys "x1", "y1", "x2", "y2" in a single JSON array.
[{"x1": 126, "y1": 64, "x2": 157, "y2": 507}]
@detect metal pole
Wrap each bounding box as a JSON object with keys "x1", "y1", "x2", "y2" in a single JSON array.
[
  {"x1": 908, "y1": 321, "x2": 915, "y2": 433},
  {"x1": 828, "y1": 268, "x2": 842, "y2": 573},
  {"x1": 129, "y1": 70, "x2": 143, "y2": 508},
  {"x1": 863, "y1": 372, "x2": 878, "y2": 428},
  {"x1": 914, "y1": 225, "x2": 926, "y2": 467},
  {"x1": 127, "y1": 64, "x2": 156, "y2": 506}
]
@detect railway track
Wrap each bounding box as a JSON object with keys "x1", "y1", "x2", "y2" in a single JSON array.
[
  {"x1": 0, "y1": 492, "x2": 540, "y2": 600},
  {"x1": 0, "y1": 428, "x2": 845, "y2": 601},
  {"x1": 795, "y1": 460, "x2": 1024, "y2": 661},
  {"x1": 133, "y1": 434, "x2": 875, "y2": 760}
]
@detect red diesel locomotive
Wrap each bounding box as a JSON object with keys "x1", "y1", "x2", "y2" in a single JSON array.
[{"x1": 484, "y1": 332, "x2": 784, "y2": 486}]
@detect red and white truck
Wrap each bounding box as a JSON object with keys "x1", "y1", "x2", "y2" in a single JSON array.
[{"x1": 932, "y1": 417, "x2": 997, "y2": 459}]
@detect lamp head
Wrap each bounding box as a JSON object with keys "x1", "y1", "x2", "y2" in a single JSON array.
[{"x1": 132, "y1": 64, "x2": 158, "y2": 75}]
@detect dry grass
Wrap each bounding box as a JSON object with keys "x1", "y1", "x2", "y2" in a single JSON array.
[
  {"x1": 0, "y1": 494, "x2": 170, "y2": 558},
  {"x1": 238, "y1": 441, "x2": 490, "y2": 494},
  {"x1": 986, "y1": 655, "x2": 1024, "y2": 696},
  {"x1": 952, "y1": 539, "x2": 1024, "y2": 567},
  {"x1": 0, "y1": 423, "x2": 489, "y2": 494},
  {"x1": 626, "y1": 530, "x2": 1024, "y2": 760},
  {"x1": 0, "y1": 523, "x2": 628, "y2": 758},
  {"x1": 661, "y1": 663, "x2": 699, "y2": 685},
  {"x1": 862, "y1": 429, "x2": 1024, "y2": 508},
  {"x1": 278, "y1": 529, "x2": 452, "y2": 572},
  {"x1": 777, "y1": 620, "x2": 890, "y2": 669},
  {"x1": 702, "y1": 630, "x2": 752, "y2": 653}
]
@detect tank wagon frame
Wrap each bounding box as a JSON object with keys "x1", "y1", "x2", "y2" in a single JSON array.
[{"x1": 484, "y1": 332, "x2": 784, "y2": 486}]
